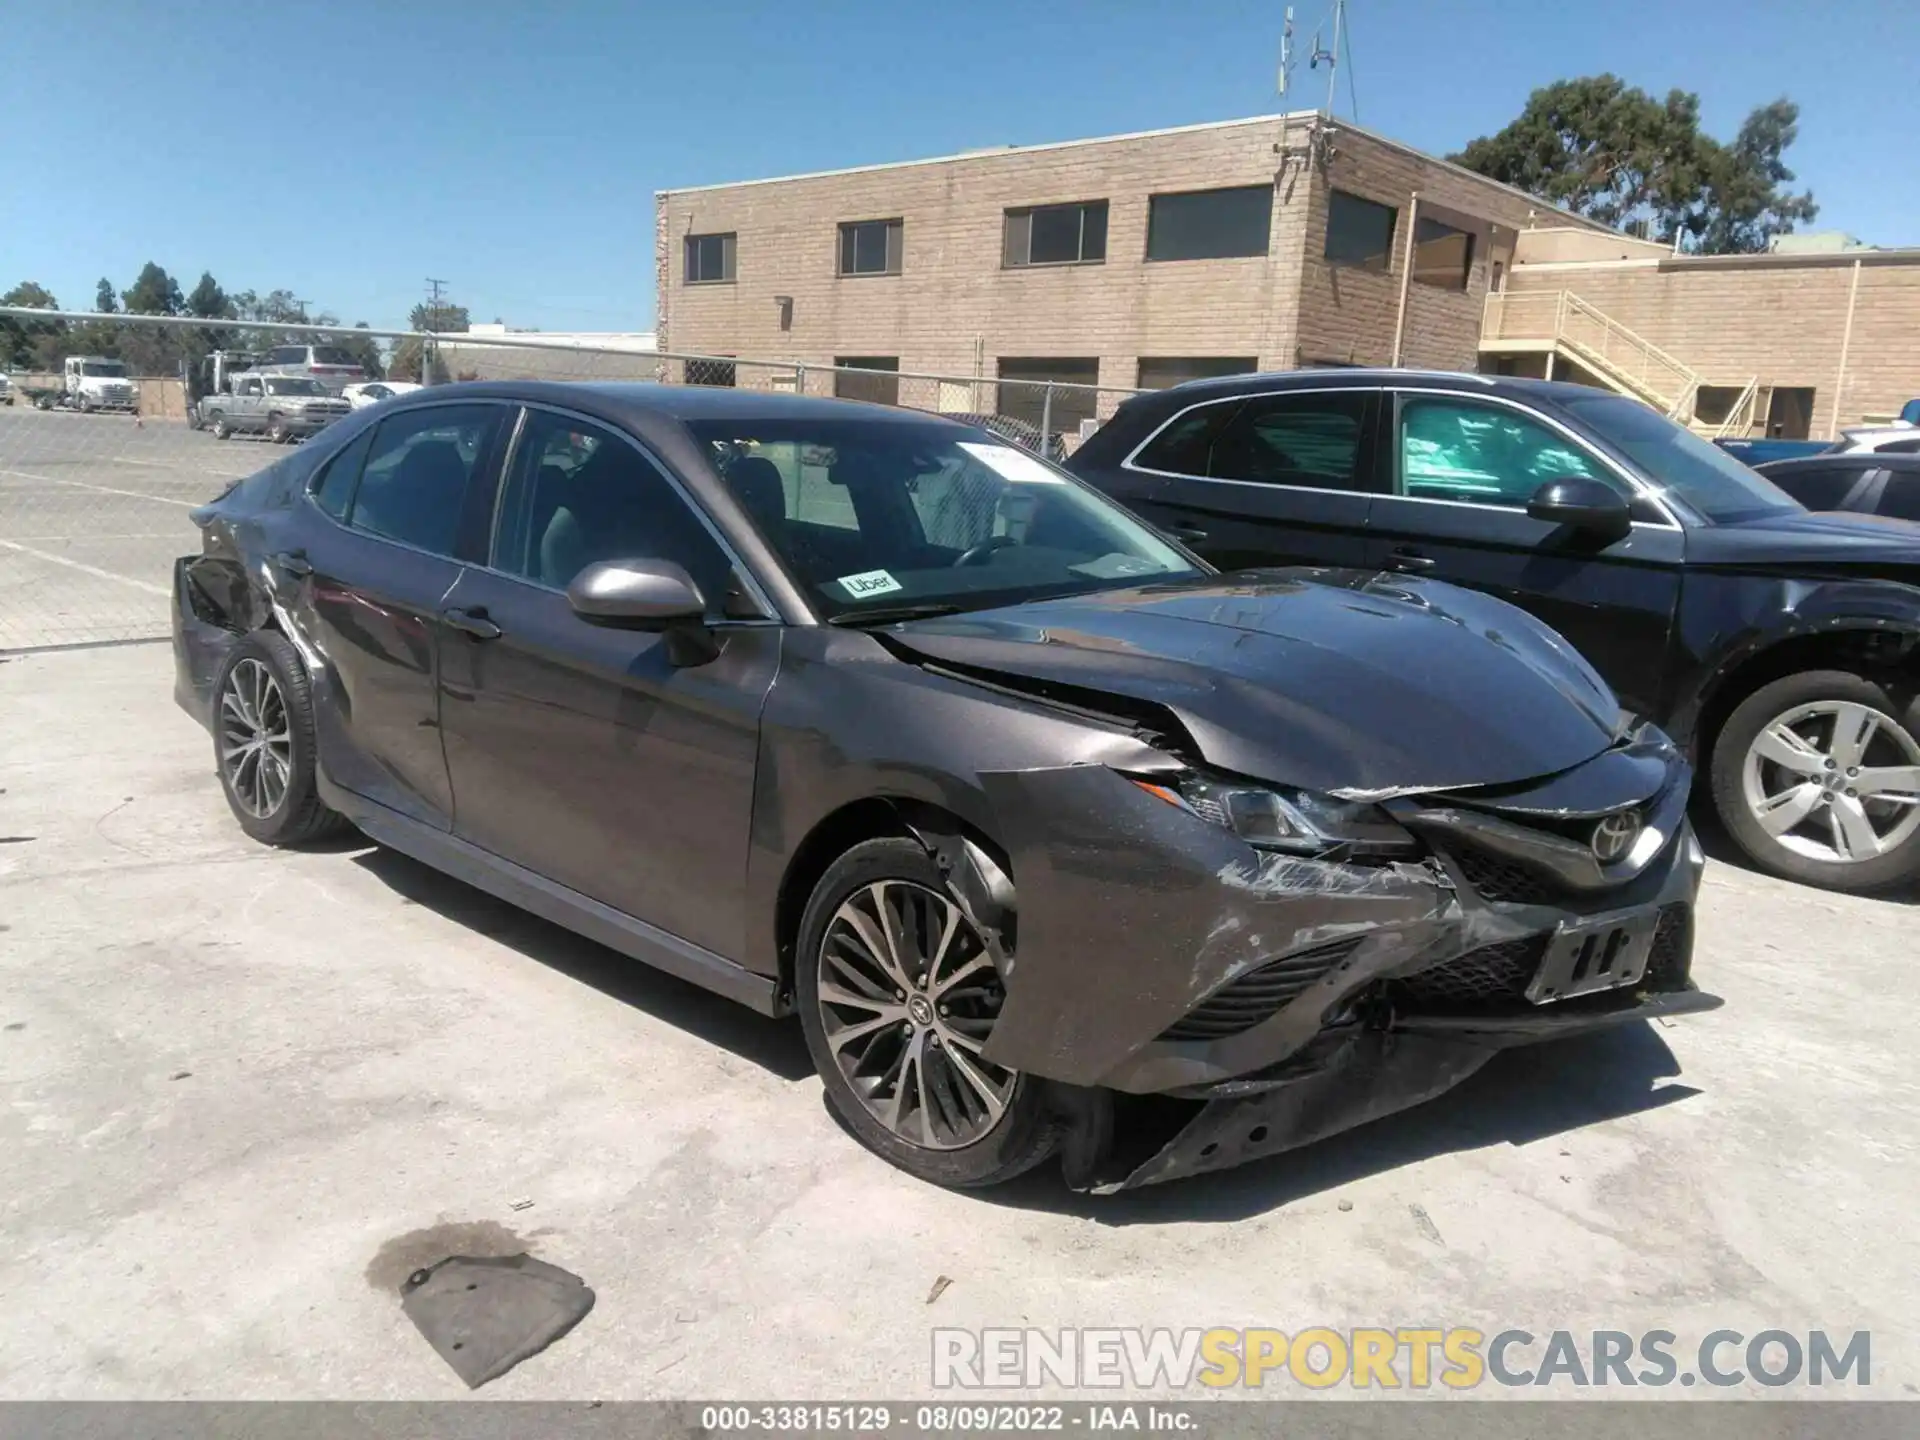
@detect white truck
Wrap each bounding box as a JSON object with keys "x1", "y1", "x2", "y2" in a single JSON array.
[{"x1": 61, "y1": 356, "x2": 140, "y2": 412}]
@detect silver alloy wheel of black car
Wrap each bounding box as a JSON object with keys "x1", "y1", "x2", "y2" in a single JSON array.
[
  {"x1": 1741, "y1": 699, "x2": 1920, "y2": 864},
  {"x1": 218, "y1": 657, "x2": 293, "y2": 820},
  {"x1": 815, "y1": 879, "x2": 1015, "y2": 1150}
]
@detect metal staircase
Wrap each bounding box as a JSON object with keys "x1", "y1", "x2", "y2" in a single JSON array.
[{"x1": 1481, "y1": 290, "x2": 1702, "y2": 424}]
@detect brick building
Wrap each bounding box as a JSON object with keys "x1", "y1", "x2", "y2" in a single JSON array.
[
  {"x1": 1484, "y1": 228, "x2": 1920, "y2": 440},
  {"x1": 654, "y1": 112, "x2": 1602, "y2": 430},
  {"x1": 654, "y1": 113, "x2": 1919, "y2": 440}
]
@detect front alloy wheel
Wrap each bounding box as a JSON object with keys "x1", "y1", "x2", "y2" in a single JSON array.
[
  {"x1": 818, "y1": 879, "x2": 1014, "y2": 1149},
  {"x1": 795, "y1": 837, "x2": 1058, "y2": 1187},
  {"x1": 1713, "y1": 669, "x2": 1920, "y2": 891}
]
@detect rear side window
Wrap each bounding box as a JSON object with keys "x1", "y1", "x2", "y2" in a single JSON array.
[
  {"x1": 310, "y1": 426, "x2": 375, "y2": 519},
  {"x1": 1210, "y1": 392, "x2": 1370, "y2": 490},
  {"x1": 349, "y1": 404, "x2": 504, "y2": 556},
  {"x1": 1132, "y1": 402, "x2": 1241, "y2": 476},
  {"x1": 1877, "y1": 475, "x2": 1920, "y2": 522},
  {"x1": 1772, "y1": 465, "x2": 1870, "y2": 512}
]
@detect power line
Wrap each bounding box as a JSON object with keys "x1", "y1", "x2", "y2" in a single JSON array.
[{"x1": 425, "y1": 277, "x2": 449, "y2": 314}]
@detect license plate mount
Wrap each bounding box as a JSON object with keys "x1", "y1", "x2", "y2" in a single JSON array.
[{"x1": 1527, "y1": 907, "x2": 1660, "y2": 1005}]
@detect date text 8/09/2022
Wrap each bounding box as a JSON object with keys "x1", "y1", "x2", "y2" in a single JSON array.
[{"x1": 698, "y1": 1405, "x2": 1195, "y2": 1432}]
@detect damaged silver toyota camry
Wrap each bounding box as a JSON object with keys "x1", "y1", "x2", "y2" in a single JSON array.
[{"x1": 172, "y1": 383, "x2": 1720, "y2": 1192}]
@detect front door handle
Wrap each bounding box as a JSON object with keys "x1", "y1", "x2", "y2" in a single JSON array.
[
  {"x1": 443, "y1": 606, "x2": 502, "y2": 641},
  {"x1": 1386, "y1": 546, "x2": 1436, "y2": 572},
  {"x1": 272, "y1": 549, "x2": 313, "y2": 577}
]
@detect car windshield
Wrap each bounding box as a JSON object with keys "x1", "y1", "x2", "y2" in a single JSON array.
[
  {"x1": 686, "y1": 417, "x2": 1203, "y2": 618},
  {"x1": 80, "y1": 361, "x2": 128, "y2": 377},
  {"x1": 265, "y1": 378, "x2": 325, "y2": 396},
  {"x1": 1557, "y1": 392, "x2": 1802, "y2": 524}
]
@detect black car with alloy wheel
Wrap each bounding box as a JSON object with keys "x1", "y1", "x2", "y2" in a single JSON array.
[
  {"x1": 1069, "y1": 371, "x2": 1920, "y2": 893},
  {"x1": 171, "y1": 382, "x2": 1716, "y2": 1192}
]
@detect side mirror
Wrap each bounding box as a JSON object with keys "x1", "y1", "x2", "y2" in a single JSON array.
[
  {"x1": 567, "y1": 558, "x2": 708, "y2": 630},
  {"x1": 1527, "y1": 477, "x2": 1632, "y2": 543}
]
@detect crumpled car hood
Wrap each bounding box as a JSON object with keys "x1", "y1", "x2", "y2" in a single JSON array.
[{"x1": 887, "y1": 569, "x2": 1627, "y2": 796}]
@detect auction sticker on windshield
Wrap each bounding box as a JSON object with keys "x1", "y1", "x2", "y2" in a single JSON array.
[
  {"x1": 838, "y1": 569, "x2": 904, "y2": 599},
  {"x1": 959, "y1": 442, "x2": 1066, "y2": 485}
]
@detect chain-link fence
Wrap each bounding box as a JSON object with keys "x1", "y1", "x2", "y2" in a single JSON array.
[{"x1": 0, "y1": 307, "x2": 1140, "y2": 651}]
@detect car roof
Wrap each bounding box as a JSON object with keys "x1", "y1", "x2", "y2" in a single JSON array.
[
  {"x1": 380, "y1": 379, "x2": 974, "y2": 429},
  {"x1": 1126, "y1": 368, "x2": 1612, "y2": 408},
  {"x1": 1758, "y1": 453, "x2": 1920, "y2": 473}
]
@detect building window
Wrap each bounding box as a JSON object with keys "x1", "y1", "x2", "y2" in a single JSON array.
[
  {"x1": 1145, "y1": 186, "x2": 1273, "y2": 261},
  {"x1": 834, "y1": 356, "x2": 900, "y2": 407},
  {"x1": 684, "y1": 232, "x2": 736, "y2": 284},
  {"x1": 1324, "y1": 191, "x2": 1397, "y2": 271},
  {"x1": 997, "y1": 358, "x2": 1099, "y2": 438},
  {"x1": 1412, "y1": 216, "x2": 1475, "y2": 290},
  {"x1": 1136, "y1": 357, "x2": 1259, "y2": 390},
  {"x1": 839, "y1": 219, "x2": 903, "y2": 276},
  {"x1": 1003, "y1": 200, "x2": 1109, "y2": 267}
]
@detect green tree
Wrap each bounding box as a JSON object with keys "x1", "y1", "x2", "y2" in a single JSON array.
[
  {"x1": 339, "y1": 321, "x2": 385, "y2": 380},
  {"x1": 409, "y1": 301, "x2": 470, "y2": 334},
  {"x1": 1, "y1": 282, "x2": 63, "y2": 369},
  {"x1": 122, "y1": 261, "x2": 185, "y2": 316},
  {"x1": 1453, "y1": 75, "x2": 1817, "y2": 253},
  {"x1": 185, "y1": 272, "x2": 233, "y2": 320},
  {"x1": 95, "y1": 278, "x2": 118, "y2": 313}
]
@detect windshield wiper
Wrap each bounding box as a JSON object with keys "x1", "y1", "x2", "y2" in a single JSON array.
[{"x1": 828, "y1": 602, "x2": 966, "y2": 628}]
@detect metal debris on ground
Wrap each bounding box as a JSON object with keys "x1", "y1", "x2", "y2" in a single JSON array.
[
  {"x1": 1408, "y1": 1203, "x2": 1446, "y2": 1247},
  {"x1": 400, "y1": 1253, "x2": 595, "y2": 1388},
  {"x1": 925, "y1": 1275, "x2": 953, "y2": 1305},
  {"x1": 509, "y1": 1197, "x2": 535, "y2": 1211}
]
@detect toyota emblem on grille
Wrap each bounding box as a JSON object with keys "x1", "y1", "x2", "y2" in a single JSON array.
[{"x1": 1590, "y1": 811, "x2": 1641, "y2": 865}]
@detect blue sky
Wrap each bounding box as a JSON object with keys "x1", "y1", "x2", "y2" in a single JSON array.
[{"x1": 3, "y1": 0, "x2": 1913, "y2": 333}]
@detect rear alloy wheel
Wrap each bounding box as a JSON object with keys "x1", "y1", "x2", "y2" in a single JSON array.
[
  {"x1": 212, "y1": 631, "x2": 349, "y2": 846},
  {"x1": 796, "y1": 838, "x2": 1057, "y2": 1187},
  {"x1": 1712, "y1": 669, "x2": 1920, "y2": 892}
]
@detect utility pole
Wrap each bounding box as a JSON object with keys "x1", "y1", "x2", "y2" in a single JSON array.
[{"x1": 425, "y1": 278, "x2": 449, "y2": 323}]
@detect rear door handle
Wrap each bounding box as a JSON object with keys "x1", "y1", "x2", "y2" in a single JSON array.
[
  {"x1": 443, "y1": 606, "x2": 502, "y2": 641},
  {"x1": 272, "y1": 549, "x2": 312, "y2": 577},
  {"x1": 1386, "y1": 546, "x2": 1436, "y2": 572}
]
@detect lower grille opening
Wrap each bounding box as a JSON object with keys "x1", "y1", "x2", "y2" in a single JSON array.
[
  {"x1": 1159, "y1": 939, "x2": 1361, "y2": 1042},
  {"x1": 1644, "y1": 904, "x2": 1691, "y2": 989},
  {"x1": 1447, "y1": 844, "x2": 1565, "y2": 904},
  {"x1": 1387, "y1": 933, "x2": 1547, "y2": 1013}
]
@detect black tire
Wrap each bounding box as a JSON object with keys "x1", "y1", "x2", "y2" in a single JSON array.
[
  {"x1": 209, "y1": 411, "x2": 230, "y2": 440},
  {"x1": 795, "y1": 836, "x2": 1059, "y2": 1188},
  {"x1": 267, "y1": 414, "x2": 290, "y2": 444},
  {"x1": 211, "y1": 630, "x2": 350, "y2": 847},
  {"x1": 1710, "y1": 668, "x2": 1920, "y2": 892}
]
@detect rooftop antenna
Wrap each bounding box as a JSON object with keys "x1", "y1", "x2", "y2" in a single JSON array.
[
  {"x1": 1308, "y1": 0, "x2": 1355, "y2": 120},
  {"x1": 1277, "y1": 7, "x2": 1296, "y2": 99}
]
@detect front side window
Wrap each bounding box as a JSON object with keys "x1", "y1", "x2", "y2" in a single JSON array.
[
  {"x1": 239, "y1": 379, "x2": 262, "y2": 397},
  {"x1": 1398, "y1": 397, "x2": 1607, "y2": 508},
  {"x1": 1411, "y1": 216, "x2": 1475, "y2": 289},
  {"x1": 1146, "y1": 186, "x2": 1273, "y2": 261},
  {"x1": 1003, "y1": 200, "x2": 1109, "y2": 266},
  {"x1": 684, "y1": 232, "x2": 737, "y2": 284},
  {"x1": 1554, "y1": 391, "x2": 1800, "y2": 524},
  {"x1": 1325, "y1": 190, "x2": 1398, "y2": 271},
  {"x1": 491, "y1": 409, "x2": 732, "y2": 601},
  {"x1": 265, "y1": 378, "x2": 324, "y2": 396},
  {"x1": 688, "y1": 418, "x2": 1201, "y2": 619},
  {"x1": 1210, "y1": 392, "x2": 1371, "y2": 489},
  {"x1": 839, "y1": 219, "x2": 903, "y2": 276},
  {"x1": 349, "y1": 403, "x2": 503, "y2": 555}
]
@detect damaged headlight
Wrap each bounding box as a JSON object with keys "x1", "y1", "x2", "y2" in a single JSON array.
[{"x1": 1132, "y1": 774, "x2": 1418, "y2": 857}]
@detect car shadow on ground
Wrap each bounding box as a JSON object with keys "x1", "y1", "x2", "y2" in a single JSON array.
[
  {"x1": 983, "y1": 1021, "x2": 1699, "y2": 1225},
  {"x1": 348, "y1": 844, "x2": 816, "y2": 1082},
  {"x1": 1688, "y1": 793, "x2": 1920, "y2": 905}
]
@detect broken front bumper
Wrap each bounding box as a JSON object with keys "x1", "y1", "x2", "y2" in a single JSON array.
[{"x1": 968, "y1": 758, "x2": 1717, "y2": 1191}]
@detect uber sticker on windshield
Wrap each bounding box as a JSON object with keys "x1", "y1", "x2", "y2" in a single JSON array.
[
  {"x1": 837, "y1": 568, "x2": 904, "y2": 599},
  {"x1": 959, "y1": 442, "x2": 1065, "y2": 485}
]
